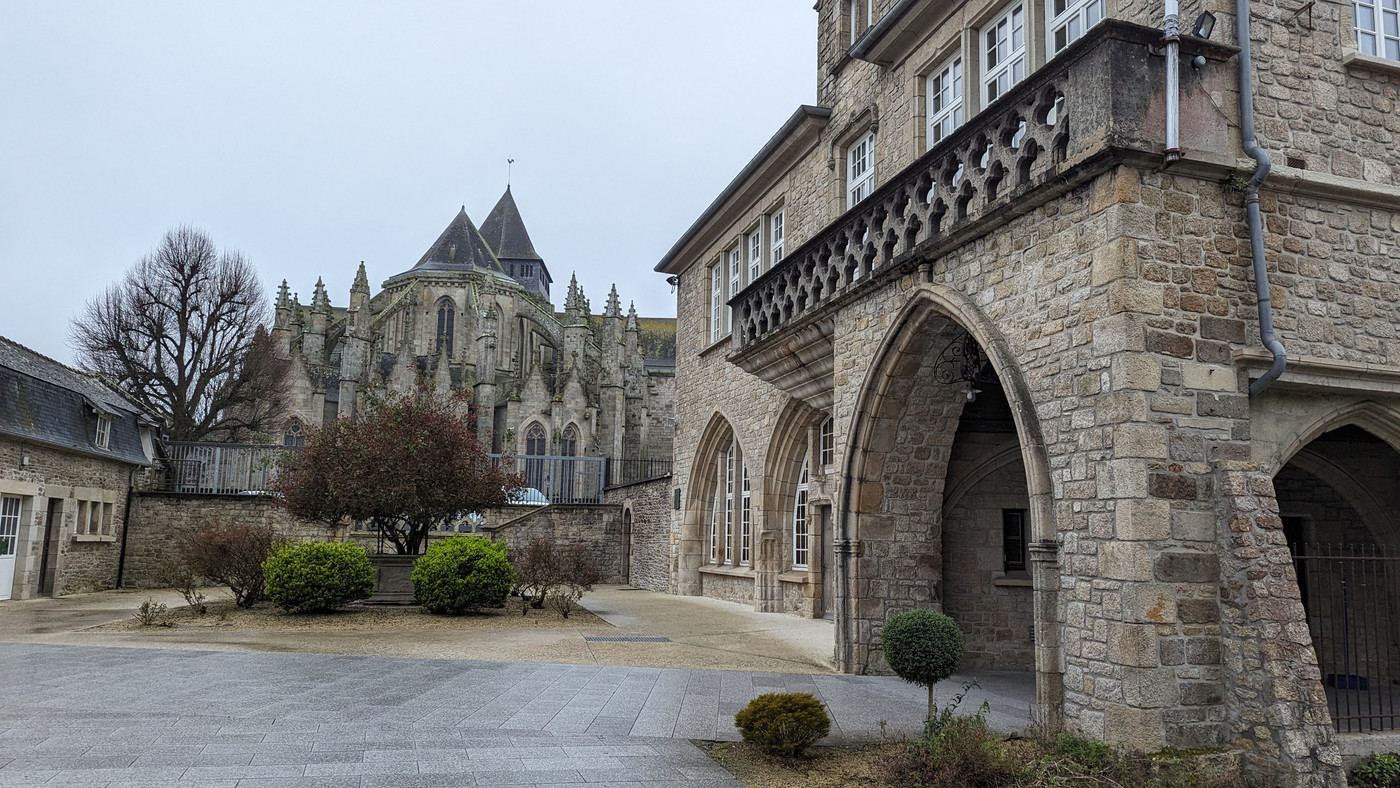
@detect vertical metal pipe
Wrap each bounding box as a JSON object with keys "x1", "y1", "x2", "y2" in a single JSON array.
[
  {"x1": 1164, "y1": 0, "x2": 1181, "y2": 164},
  {"x1": 1238, "y1": 0, "x2": 1288, "y2": 395}
]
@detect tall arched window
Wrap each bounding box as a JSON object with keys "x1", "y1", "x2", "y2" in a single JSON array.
[
  {"x1": 283, "y1": 420, "x2": 305, "y2": 449},
  {"x1": 561, "y1": 424, "x2": 579, "y2": 457},
  {"x1": 524, "y1": 422, "x2": 547, "y2": 455},
  {"x1": 792, "y1": 456, "x2": 810, "y2": 569},
  {"x1": 435, "y1": 297, "x2": 456, "y2": 356},
  {"x1": 707, "y1": 439, "x2": 750, "y2": 566},
  {"x1": 739, "y1": 461, "x2": 751, "y2": 566}
]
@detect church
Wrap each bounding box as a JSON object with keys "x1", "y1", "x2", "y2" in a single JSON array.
[{"x1": 271, "y1": 187, "x2": 675, "y2": 485}]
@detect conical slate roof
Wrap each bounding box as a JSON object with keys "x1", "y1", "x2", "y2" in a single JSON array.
[
  {"x1": 479, "y1": 186, "x2": 542, "y2": 261},
  {"x1": 409, "y1": 207, "x2": 506, "y2": 275}
]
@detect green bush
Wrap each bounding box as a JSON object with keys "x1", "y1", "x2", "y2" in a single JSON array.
[
  {"x1": 882, "y1": 608, "x2": 964, "y2": 719},
  {"x1": 1355, "y1": 752, "x2": 1400, "y2": 787},
  {"x1": 412, "y1": 536, "x2": 514, "y2": 615},
  {"x1": 733, "y1": 692, "x2": 831, "y2": 757},
  {"x1": 262, "y1": 541, "x2": 375, "y2": 614}
]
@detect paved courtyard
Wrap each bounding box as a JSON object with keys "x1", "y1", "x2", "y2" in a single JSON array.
[{"x1": 0, "y1": 643, "x2": 1033, "y2": 786}]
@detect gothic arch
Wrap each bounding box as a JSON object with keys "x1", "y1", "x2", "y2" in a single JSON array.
[
  {"x1": 838, "y1": 282, "x2": 1058, "y2": 725},
  {"x1": 677, "y1": 411, "x2": 737, "y2": 595},
  {"x1": 941, "y1": 442, "x2": 1024, "y2": 515},
  {"x1": 1272, "y1": 400, "x2": 1400, "y2": 471},
  {"x1": 1286, "y1": 447, "x2": 1400, "y2": 544},
  {"x1": 522, "y1": 421, "x2": 548, "y2": 456}
]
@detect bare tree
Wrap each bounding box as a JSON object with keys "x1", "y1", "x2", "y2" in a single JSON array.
[{"x1": 71, "y1": 226, "x2": 290, "y2": 441}]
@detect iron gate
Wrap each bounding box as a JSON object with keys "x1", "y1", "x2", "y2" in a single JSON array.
[{"x1": 1292, "y1": 542, "x2": 1400, "y2": 732}]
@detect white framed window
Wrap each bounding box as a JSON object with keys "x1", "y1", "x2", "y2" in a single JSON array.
[
  {"x1": 850, "y1": 0, "x2": 874, "y2": 43},
  {"x1": 1356, "y1": 0, "x2": 1400, "y2": 60},
  {"x1": 926, "y1": 55, "x2": 964, "y2": 150},
  {"x1": 739, "y1": 462, "x2": 751, "y2": 566},
  {"x1": 708, "y1": 495, "x2": 719, "y2": 564},
  {"x1": 95, "y1": 414, "x2": 111, "y2": 449},
  {"x1": 0, "y1": 496, "x2": 20, "y2": 557},
  {"x1": 710, "y1": 263, "x2": 723, "y2": 344},
  {"x1": 771, "y1": 211, "x2": 786, "y2": 263},
  {"x1": 792, "y1": 457, "x2": 810, "y2": 569},
  {"x1": 1049, "y1": 0, "x2": 1105, "y2": 54},
  {"x1": 723, "y1": 445, "x2": 735, "y2": 564},
  {"x1": 847, "y1": 130, "x2": 875, "y2": 206},
  {"x1": 748, "y1": 229, "x2": 763, "y2": 282},
  {"x1": 819, "y1": 416, "x2": 835, "y2": 467},
  {"x1": 728, "y1": 247, "x2": 742, "y2": 301},
  {"x1": 984, "y1": 4, "x2": 1027, "y2": 105}
]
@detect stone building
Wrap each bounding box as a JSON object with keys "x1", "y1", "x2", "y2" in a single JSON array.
[
  {"x1": 273, "y1": 187, "x2": 676, "y2": 481},
  {"x1": 657, "y1": 0, "x2": 1398, "y2": 781},
  {"x1": 0, "y1": 336, "x2": 157, "y2": 599}
]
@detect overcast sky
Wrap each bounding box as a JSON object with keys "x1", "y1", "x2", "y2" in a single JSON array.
[{"x1": 1, "y1": 2, "x2": 817, "y2": 364}]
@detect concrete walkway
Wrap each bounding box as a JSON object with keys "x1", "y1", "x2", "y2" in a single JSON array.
[
  {"x1": 0, "y1": 643, "x2": 1033, "y2": 786},
  {"x1": 0, "y1": 588, "x2": 1036, "y2": 785}
]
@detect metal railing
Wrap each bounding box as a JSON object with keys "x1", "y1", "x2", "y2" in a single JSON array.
[
  {"x1": 1293, "y1": 542, "x2": 1400, "y2": 732},
  {"x1": 152, "y1": 442, "x2": 284, "y2": 495},
  {"x1": 492, "y1": 454, "x2": 606, "y2": 504},
  {"x1": 605, "y1": 457, "x2": 673, "y2": 488}
]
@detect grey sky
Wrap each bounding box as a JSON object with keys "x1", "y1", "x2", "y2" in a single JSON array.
[{"x1": 1, "y1": 2, "x2": 816, "y2": 364}]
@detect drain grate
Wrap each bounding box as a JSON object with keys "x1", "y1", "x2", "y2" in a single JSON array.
[{"x1": 584, "y1": 635, "x2": 672, "y2": 643}]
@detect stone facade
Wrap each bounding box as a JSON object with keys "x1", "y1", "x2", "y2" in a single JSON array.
[
  {"x1": 606, "y1": 477, "x2": 673, "y2": 592},
  {"x1": 655, "y1": 1, "x2": 1397, "y2": 782},
  {"x1": 273, "y1": 188, "x2": 675, "y2": 468},
  {"x1": 121, "y1": 493, "x2": 345, "y2": 588}
]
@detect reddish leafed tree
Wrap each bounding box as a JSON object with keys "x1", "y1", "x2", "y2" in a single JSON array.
[{"x1": 275, "y1": 386, "x2": 523, "y2": 555}]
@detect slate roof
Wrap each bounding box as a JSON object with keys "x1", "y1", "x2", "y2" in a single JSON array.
[
  {"x1": 0, "y1": 336, "x2": 153, "y2": 466},
  {"x1": 479, "y1": 186, "x2": 543, "y2": 262},
  {"x1": 400, "y1": 208, "x2": 508, "y2": 277}
]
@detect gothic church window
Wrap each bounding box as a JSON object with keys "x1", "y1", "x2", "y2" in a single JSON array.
[
  {"x1": 435, "y1": 297, "x2": 456, "y2": 356},
  {"x1": 283, "y1": 420, "x2": 305, "y2": 449},
  {"x1": 525, "y1": 422, "x2": 547, "y2": 455},
  {"x1": 561, "y1": 424, "x2": 579, "y2": 457}
]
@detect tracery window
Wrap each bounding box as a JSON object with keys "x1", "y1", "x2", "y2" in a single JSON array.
[
  {"x1": 561, "y1": 424, "x2": 579, "y2": 457},
  {"x1": 435, "y1": 297, "x2": 456, "y2": 356},
  {"x1": 524, "y1": 422, "x2": 547, "y2": 455},
  {"x1": 283, "y1": 420, "x2": 305, "y2": 449}
]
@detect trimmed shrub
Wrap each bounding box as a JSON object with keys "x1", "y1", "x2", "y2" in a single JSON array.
[
  {"x1": 262, "y1": 541, "x2": 375, "y2": 614},
  {"x1": 178, "y1": 520, "x2": 281, "y2": 608},
  {"x1": 882, "y1": 608, "x2": 964, "y2": 720},
  {"x1": 733, "y1": 692, "x2": 831, "y2": 757},
  {"x1": 412, "y1": 536, "x2": 514, "y2": 615}
]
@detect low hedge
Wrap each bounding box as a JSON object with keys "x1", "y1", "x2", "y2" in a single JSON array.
[
  {"x1": 262, "y1": 541, "x2": 375, "y2": 614},
  {"x1": 412, "y1": 536, "x2": 514, "y2": 615}
]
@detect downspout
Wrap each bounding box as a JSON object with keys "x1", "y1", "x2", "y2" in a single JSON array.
[
  {"x1": 1237, "y1": 0, "x2": 1287, "y2": 395},
  {"x1": 1164, "y1": 0, "x2": 1182, "y2": 165},
  {"x1": 116, "y1": 465, "x2": 136, "y2": 588}
]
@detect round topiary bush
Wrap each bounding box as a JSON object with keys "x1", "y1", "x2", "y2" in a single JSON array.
[
  {"x1": 882, "y1": 608, "x2": 965, "y2": 718},
  {"x1": 412, "y1": 535, "x2": 514, "y2": 615},
  {"x1": 734, "y1": 692, "x2": 831, "y2": 757},
  {"x1": 262, "y1": 541, "x2": 375, "y2": 614}
]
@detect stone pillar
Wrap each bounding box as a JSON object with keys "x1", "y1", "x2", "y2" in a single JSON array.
[
  {"x1": 1213, "y1": 461, "x2": 1343, "y2": 787},
  {"x1": 1030, "y1": 539, "x2": 1063, "y2": 732}
]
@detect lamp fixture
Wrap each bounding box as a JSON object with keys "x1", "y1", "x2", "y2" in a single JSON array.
[
  {"x1": 1192, "y1": 10, "x2": 1216, "y2": 38},
  {"x1": 931, "y1": 329, "x2": 997, "y2": 402}
]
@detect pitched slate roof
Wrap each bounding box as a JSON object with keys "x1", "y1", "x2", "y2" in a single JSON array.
[
  {"x1": 405, "y1": 208, "x2": 507, "y2": 276},
  {"x1": 0, "y1": 336, "x2": 153, "y2": 466},
  {"x1": 479, "y1": 186, "x2": 542, "y2": 262}
]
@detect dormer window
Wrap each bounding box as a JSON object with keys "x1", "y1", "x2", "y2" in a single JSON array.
[{"x1": 95, "y1": 415, "x2": 111, "y2": 450}]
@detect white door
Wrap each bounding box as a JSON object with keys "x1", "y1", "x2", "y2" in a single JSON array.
[{"x1": 0, "y1": 496, "x2": 20, "y2": 600}]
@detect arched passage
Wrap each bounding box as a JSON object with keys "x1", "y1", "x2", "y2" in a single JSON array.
[
  {"x1": 678, "y1": 412, "x2": 737, "y2": 596},
  {"x1": 1276, "y1": 421, "x2": 1400, "y2": 733},
  {"x1": 839, "y1": 284, "x2": 1058, "y2": 726}
]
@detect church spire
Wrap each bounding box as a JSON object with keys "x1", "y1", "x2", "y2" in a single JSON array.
[
  {"x1": 311, "y1": 277, "x2": 331, "y2": 313},
  {"x1": 351, "y1": 262, "x2": 370, "y2": 294},
  {"x1": 626, "y1": 300, "x2": 639, "y2": 332},
  {"x1": 276, "y1": 280, "x2": 292, "y2": 309},
  {"x1": 604, "y1": 284, "x2": 621, "y2": 318}
]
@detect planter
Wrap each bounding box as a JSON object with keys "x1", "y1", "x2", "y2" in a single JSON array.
[{"x1": 366, "y1": 553, "x2": 418, "y2": 604}]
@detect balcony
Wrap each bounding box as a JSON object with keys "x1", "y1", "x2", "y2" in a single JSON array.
[{"x1": 727, "y1": 21, "x2": 1234, "y2": 408}]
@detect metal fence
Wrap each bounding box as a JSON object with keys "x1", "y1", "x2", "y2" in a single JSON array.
[
  {"x1": 492, "y1": 455, "x2": 606, "y2": 504},
  {"x1": 153, "y1": 442, "x2": 284, "y2": 495},
  {"x1": 605, "y1": 457, "x2": 673, "y2": 488},
  {"x1": 1294, "y1": 542, "x2": 1400, "y2": 733}
]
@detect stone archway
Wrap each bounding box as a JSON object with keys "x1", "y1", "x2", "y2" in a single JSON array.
[
  {"x1": 677, "y1": 412, "x2": 736, "y2": 596},
  {"x1": 838, "y1": 285, "x2": 1059, "y2": 728}
]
